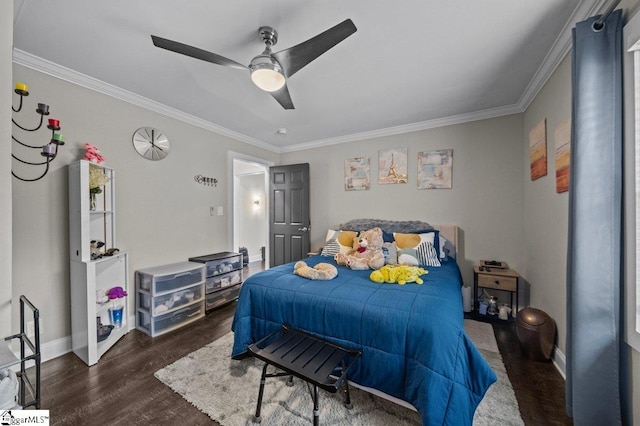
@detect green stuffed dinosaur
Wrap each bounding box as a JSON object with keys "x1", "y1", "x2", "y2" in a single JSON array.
[{"x1": 369, "y1": 264, "x2": 428, "y2": 285}]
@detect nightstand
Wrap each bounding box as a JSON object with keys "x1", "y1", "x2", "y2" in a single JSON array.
[{"x1": 473, "y1": 266, "x2": 519, "y2": 317}]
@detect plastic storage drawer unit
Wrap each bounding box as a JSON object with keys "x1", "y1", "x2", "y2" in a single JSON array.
[
  {"x1": 135, "y1": 261, "x2": 206, "y2": 337},
  {"x1": 189, "y1": 252, "x2": 243, "y2": 312}
]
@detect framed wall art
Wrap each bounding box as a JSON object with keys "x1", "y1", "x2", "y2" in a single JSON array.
[
  {"x1": 378, "y1": 147, "x2": 408, "y2": 184},
  {"x1": 529, "y1": 118, "x2": 547, "y2": 181},
  {"x1": 344, "y1": 157, "x2": 370, "y2": 191},
  {"x1": 554, "y1": 118, "x2": 571, "y2": 193},
  {"x1": 417, "y1": 149, "x2": 453, "y2": 189}
]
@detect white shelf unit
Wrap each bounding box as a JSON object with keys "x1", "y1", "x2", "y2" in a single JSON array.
[
  {"x1": 69, "y1": 160, "x2": 129, "y2": 366},
  {"x1": 70, "y1": 253, "x2": 129, "y2": 365},
  {"x1": 69, "y1": 160, "x2": 115, "y2": 262},
  {"x1": 135, "y1": 261, "x2": 205, "y2": 337}
]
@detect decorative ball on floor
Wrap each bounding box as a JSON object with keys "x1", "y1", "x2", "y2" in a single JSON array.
[{"x1": 516, "y1": 307, "x2": 556, "y2": 362}]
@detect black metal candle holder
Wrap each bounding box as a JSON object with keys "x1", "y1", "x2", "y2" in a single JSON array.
[{"x1": 11, "y1": 84, "x2": 64, "y2": 182}]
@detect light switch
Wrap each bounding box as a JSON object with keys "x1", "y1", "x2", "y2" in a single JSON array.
[{"x1": 217, "y1": 206, "x2": 223, "y2": 216}]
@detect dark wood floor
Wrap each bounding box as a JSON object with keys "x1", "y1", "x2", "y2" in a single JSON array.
[
  {"x1": 491, "y1": 318, "x2": 573, "y2": 425},
  {"x1": 36, "y1": 261, "x2": 572, "y2": 425}
]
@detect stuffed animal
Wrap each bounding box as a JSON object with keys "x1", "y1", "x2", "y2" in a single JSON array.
[
  {"x1": 370, "y1": 264, "x2": 428, "y2": 285},
  {"x1": 90, "y1": 240, "x2": 105, "y2": 260},
  {"x1": 294, "y1": 260, "x2": 338, "y2": 280},
  {"x1": 83, "y1": 143, "x2": 105, "y2": 164},
  {"x1": 334, "y1": 227, "x2": 385, "y2": 270}
]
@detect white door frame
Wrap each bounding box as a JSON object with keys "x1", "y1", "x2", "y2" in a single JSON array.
[{"x1": 228, "y1": 151, "x2": 273, "y2": 266}]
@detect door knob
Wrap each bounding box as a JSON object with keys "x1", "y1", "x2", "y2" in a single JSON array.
[{"x1": 298, "y1": 227, "x2": 309, "y2": 232}]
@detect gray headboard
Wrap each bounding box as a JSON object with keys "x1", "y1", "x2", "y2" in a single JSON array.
[{"x1": 337, "y1": 219, "x2": 458, "y2": 259}]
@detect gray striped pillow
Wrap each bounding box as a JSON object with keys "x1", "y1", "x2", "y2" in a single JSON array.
[
  {"x1": 321, "y1": 239, "x2": 341, "y2": 257},
  {"x1": 417, "y1": 241, "x2": 441, "y2": 267}
]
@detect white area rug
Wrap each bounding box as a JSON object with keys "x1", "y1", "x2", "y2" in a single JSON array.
[{"x1": 155, "y1": 319, "x2": 523, "y2": 425}]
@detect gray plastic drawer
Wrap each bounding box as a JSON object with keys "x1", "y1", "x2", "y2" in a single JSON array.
[
  {"x1": 136, "y1": 262, "x2": 205, "y2": 295},
  {"x1": 137, "y1": 302, "x2": 204, "y2": 337},
  {"x1": 205, "y1": 284, "x2": 241, "y2": 311},
  {"x1": 137, "y1": 284, "x2": 203, "y2": 315},
  {"x1": 205, "y1": 270, "x2": 242, "y2": 293},
  {"x1": 189, "y1": 252, "x2": 242, "y2": 277}
]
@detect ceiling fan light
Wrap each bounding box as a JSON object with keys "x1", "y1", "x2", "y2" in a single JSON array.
[
  {"x1": 251, "y1": 68, "x2": 285, "y2": 92},
  {"x1": 250, "y1": 56, "x2": 285, "y2": 92}
]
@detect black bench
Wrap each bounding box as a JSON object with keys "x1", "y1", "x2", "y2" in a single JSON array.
[{"x1": 248, "y1": 325, "x2": 362, "y2": 425}]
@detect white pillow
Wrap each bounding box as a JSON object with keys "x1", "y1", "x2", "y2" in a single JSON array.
[{"x1": 394, "y1": 231, "x2": 441, "y2": 267}]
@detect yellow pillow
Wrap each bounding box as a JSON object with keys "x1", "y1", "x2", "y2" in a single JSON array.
[
  {"x1": 321, "y1": 229, "x2": 358, "y2": 257},
  {"x1": 393, "y1": 232, "x2": 422, "y2": 249}
]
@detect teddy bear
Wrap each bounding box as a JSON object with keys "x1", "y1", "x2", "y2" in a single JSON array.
[
  {"x1": 83, "y1": 143, "x2": 105, "y2": 164},
  {"x1": 334, "y1": 227, "x2": 385, "y2": 270},
  {"x1": 369, "y1": 264, "x2": 428, "y2": 285},
  {"x1": 293, "y1": 260, "x2": 338, "y2": 280}
]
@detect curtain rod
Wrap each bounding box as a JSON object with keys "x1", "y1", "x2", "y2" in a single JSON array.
[{"x1": 593, "y1": 0, "x2": 622, "y2": 30}]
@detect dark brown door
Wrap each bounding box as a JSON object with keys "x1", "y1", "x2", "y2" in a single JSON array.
[{"x1": 269, "y1": 163, "x2": 310, "y2": 267}]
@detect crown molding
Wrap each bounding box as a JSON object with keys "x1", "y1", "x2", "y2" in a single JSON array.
[
  {"x1": 280, "y1": 103, "x2": 523, "y2": 153},
  {"x1": 517, "y1": 0, "x2": 608, "y2": 111},
  {"x1": 13, "y1": 1, "x2": 610, "y2": 155},
  {"x1": 12, "y1": 49, "x2": 280, "y2": 153}
]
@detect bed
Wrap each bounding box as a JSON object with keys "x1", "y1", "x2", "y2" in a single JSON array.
[{"x1": 231, "y1": 222, "x2": 496, "y2": 425}]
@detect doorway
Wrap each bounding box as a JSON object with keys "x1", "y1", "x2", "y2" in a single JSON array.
[{"x1": 231, "y1": 155, "x2": 270, "y2": 267}]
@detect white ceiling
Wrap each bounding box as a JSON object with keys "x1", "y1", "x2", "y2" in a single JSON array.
[{"x1": 12, "y1": 1, "x2": 606, "y2": 152}]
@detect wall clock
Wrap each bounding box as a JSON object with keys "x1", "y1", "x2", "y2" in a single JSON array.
[{"x1": 132, "y1": 127, "x2": 170, "y2": 160}]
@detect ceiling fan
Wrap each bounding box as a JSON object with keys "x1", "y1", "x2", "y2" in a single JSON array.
[{"x1": 151, "y1": 19, "x2": 357, "y2": 110}]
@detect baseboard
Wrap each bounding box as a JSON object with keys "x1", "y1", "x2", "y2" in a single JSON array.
[
  {"x1": 6, "y1": 314, "x2": 136, "y2": 368},
  {"x1": 552, "y1": 345, "x2": 566, "y2": 380},
  {"x1": 5, "y1": 335, "x2": 71, "y2": 372},
  {"x1": 41, "y1": 335, "x2": 72, "y2": 363}
]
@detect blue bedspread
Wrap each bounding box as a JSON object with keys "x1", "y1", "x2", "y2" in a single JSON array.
[{"x1": 231, "y1": 256, "x2": 496, "y2": 425}]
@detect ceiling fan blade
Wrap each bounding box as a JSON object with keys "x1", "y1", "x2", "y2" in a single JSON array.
[
  {"x1": 270, "y1": 84, "x2": 295, "y2": 110},
  {"x1": 151, "y1": 35, "x2": 248, "y2": 70},
  {"x1": 272, "y1": 19, "x2": 357, "y2": 78}
]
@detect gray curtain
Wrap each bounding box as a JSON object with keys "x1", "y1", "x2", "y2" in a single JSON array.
[{"x1": 566, "y1": 9, "x2": 626, "y2": 424}]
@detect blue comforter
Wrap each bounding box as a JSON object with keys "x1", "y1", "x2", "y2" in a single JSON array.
[{"x1": 232, "y1": 256, "x2": 496, "y2": 425}]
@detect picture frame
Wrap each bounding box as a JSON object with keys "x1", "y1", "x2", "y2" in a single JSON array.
[
  {"x1": 378, "y1": 147, "x2": 408, "y2": 184},
  {"x1": 344, "y1": 157, "x2": 370, "y2": 191},
  {"x1": 417, "y1": 149, "x2": 453, "y2": 189},
  {"x1": 529, "y1": 118, "x2": 547, "y2": 181},
  {"x1": 554, "y1": 118, "x2": 571, "y2": 193}
]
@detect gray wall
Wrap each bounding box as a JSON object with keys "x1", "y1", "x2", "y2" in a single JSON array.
[
  {"x1": 1, "y1": 0, "x2": 13, "y2": 338},
  {"x1": 280, "y1": 114, "x2": 525, "y2": 287},
  {"x1": 10, "y1": 64, "x2": 279, "y2": 344},
  {"x1": 524, "y1": 49, "x2": 640, "y2": 424},
  {"x1": 11, "y1": 64, "x2": 526, "y2": 343},
  {"x1": 522, "y1": 54, "x2": 571, "y2": 363}
]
